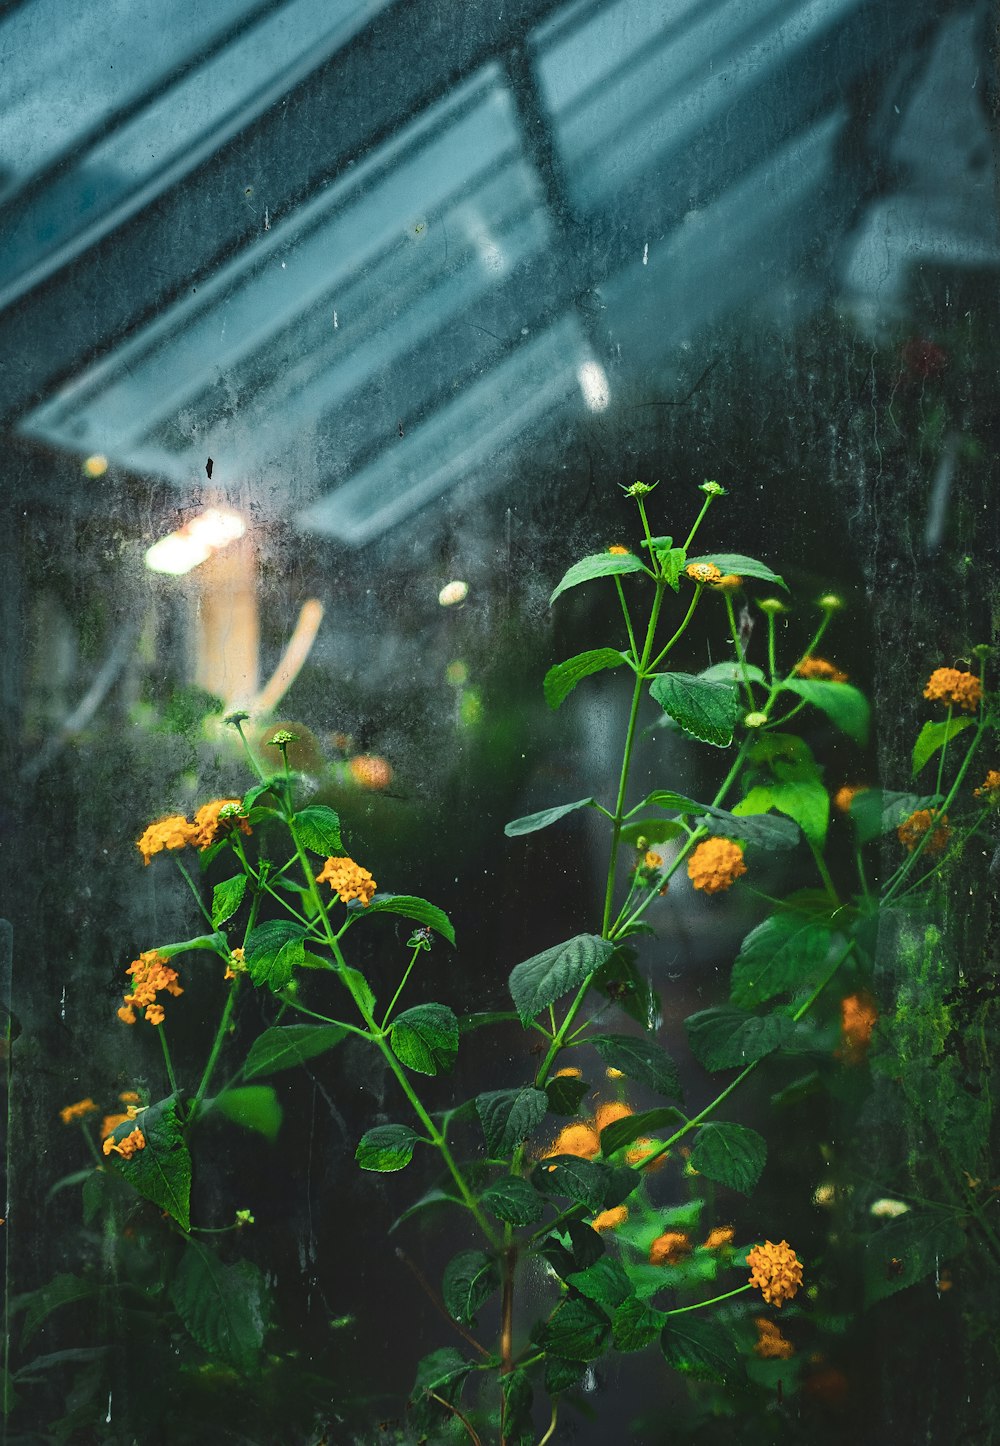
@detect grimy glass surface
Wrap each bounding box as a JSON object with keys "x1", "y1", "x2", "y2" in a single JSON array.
[{"x1": 2, "y1": 1, "x2": 999, "y2": 1442}]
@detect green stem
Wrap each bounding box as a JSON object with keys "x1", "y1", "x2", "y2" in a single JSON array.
[
  {"x1": 158, "y1": 1027, "x2": 179, "y2": 1097},
  {"x1": 614, "y1": 576, "x2": 639, "y2": 662},
  {"x1": 189, "y1": 881, "x2": 264, "y2": 1121},
  {"x1": 724, "y1": 593, "x2": 757, "y2": 710},
  {"x1": 175, "y1": 858, "x2": 215, "y2": 928},
  {"x1": 934, "y1": 705, "x2": 953, "y2": 798},
  {"x1": 274, "y1": 993, "x2": 373, "y2": 1040},
  {"x1": 662, "y1": 1283, "x2": 752, "y2": 1317},
  {"x1": 381, "y1": 945, "x2": 423, "y2": 1029}
]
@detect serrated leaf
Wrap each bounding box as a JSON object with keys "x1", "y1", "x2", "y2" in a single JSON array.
[
  {"x1": 170, "y1": 1245, "x2": 269, "y2": 1372},
  {"x1": 442, "y1": 1250, "x2": 499, "y2": 1326},
  {"x1": 339, "y1": 964, "x2": 377, "y2": 1015},
  {"x1": 292, "y1": 804, "x2": 343, "y2": 855},
  {"x1": 509, "y1": 934, "x2": 614, "y2": 1024},
  {"x1": 356, "y1": 1124, "x2": 420, "y2": 1172},
  {"x1": 242, "y1": 779, "x2": 281, "y2": 810},
  {"x1": 210, "y1": 1086, "x2": 283, "y2": 1142},
  {"x1": 15, "y1": 1275, "x2": 100, "y2": 1347},
  {"x1": 211, "y1": 875, "x2": 248, "y2": 928},
  {"x1": 480, "y1": 1176, "x2": 544, "y2": 1226},
  {"x1": 545, "y1": 1355, "x2": 585, "y2": 1393},
  {"x1": 413, "y1": 1346, "x2": 474, "y2": 1394},
  {"x1": 864, "y1": 1208, "x2": 965, "y2": 1306},
  {"x1": 649, "y1": 673, "x2": 740, "y2": 748},
  {"x1": 116, "y1": 1098, "x2": 191, "y2": 1231},
  {"x1": 780, "y1": 678, "x2": 870, "y2": 745},
  {"x1": 546, "y1": 1074, "x2": 589, "y2": 1115},
  {"x1": 540, "y1": 1297, "x2": 610, "y2": 1361},
  {"x1": 685, "y1": 1008, "x2": 799, "y2": 1070},
  {"x1": 477, "y1": 1087, "x2": 548, "y2": 1157},
  {"x1": 539, "y1": 1221, "x2": 606, "y2": 1279},
  {"x1": 566, "y1": 1256, "x2": 632, "y2": 1311},
  {"x1": 656, "y1": 546, "x2": 689, "y2": 590},
  {"x1": 912, "y1": 717, "x2": 974, "y2": 776},
  {"x1": 544, "y1": 650, "x2": 628, "y2": 709},
  {"x1": 730, "y1": 914, "x2": 834, "y2": 1008},
  {"x1": 700, "y1": 806, "x2": 800, "y2": 850},
  {"x1": 613, "y1": 1295, "x2": 668, "y2": 1352},
  {"x1": 504, "y1": 798, "x2": 596, "y2": 837},
  {"x1": 245, "y1": 920, "x2": 307, "y2": 991},
  {"x1": 533, "y1": 1156, "x2": 638, "y2": 1212},
  {"x1": 390, "y1": 1002, "x2": 459, "y2": 1076},
  {"x1": 590, "y1": 1034, "x2": 682, "y2": 1100},
  {"x1": 360, "y1": 894, "x2": 455, "y2": 946},
  {"x1": 550, "y1": 551, "x2": 647, "y2": 604},
  {"x1": 599, "y1": 1107, "x2": 683, "y2": 1157},
  {"x1": 661, "y1": 1316, "x2": 735, "y2": 1381},
  {"x1": 685, "y1": 552, "x2": 787, "y2": 590},
  {"x1": 689, "y1": 1122, "x2": 766, "y2": 1193},
  {"x1": 502, "y1": 1369, "x2": 534, "y2": 1446},
  {"x1": 244, "y1": 1024, "x2": 348, "y2": 1078}
]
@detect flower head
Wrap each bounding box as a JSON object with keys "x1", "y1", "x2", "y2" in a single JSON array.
[
  {"x1": 594, "y1": 1101, "x2": 632, "y2": 1133},
  {"x1": 795, "y1": 656, "x2": 848, "y2": 683},
  {"x1": 758, "y1": 598, "x2": 787, "y2": 616},
  {"x1": 754, "y1": 1317, "x2": 794, "y2": 1359},
  {"x1": 649, "y1": 1231, "x2": 692, "y2": 1266},
  {"x1": 267, "y1": 729, "x2": 300, "y2": 747},
  {"x1": 709, "y1": 573, "x2": 743, "y2": 592},
  {"x1": 103, "y1": 1127, "x2": 145, "y2": 1160},
  {"x1": 626, "y1": 1137, "x2": 667, "y2": 1171},
  {"x1": 136, "y1": 815, "x2": 195, "y2": 866},
  {"x1": 923, "y1": 667, "x2": 981, "y2": 712},
  {"x1": 834, "y1": 784, "x2": 866, "y2": 813},
  {"x1": 100, "y1": 1112, "x2": 130, "y2": 1138},
  {"x1": 118, "y1": 950, "x2": 183, "y2": 1026},
  {"x1": 590, "y1": 1206, "x2": 628, "y2": 1232},
  {"x1": 622, "y1": 481, "x2": 656, "y2": 498},
  {"x1": 315, "y1": 856, "x2": 377, "y2": 907},
  {"x1": 607, "y1": 544, "x2": 630, "y2": 556},
  {"x1": 744, "y1": 711, "x2": 768, "y2": 729},
  {"x1": 191, "y1": 798, "x2": 251, "y2": 850},
  {"x1": 839, "y1": 991, "x2": 878, "y2": 1060},
  {"x1": 974, "y1": 770, "x2": 1000, "y2": 805},
  {"x1": 897, "y1": 809, "x2": 949, "y2": 855},
  {"x1": 687, "y1": 837, "x2": 746, "y2": 894},
  {"x1": 348, "y1": 755, "x2": 393, "y2": 791},
  {"x1": 702, "y1": 1225, "x2": 735, "y2": 1250},
  {"x1": 747, "y1": 1240, "x2": 803, "y2": 1307},
  {"x1": 685, "y1": 562, "x2": 722, "y2": 585},
  {"x1": 540, "y1": 1122, "x2": 600, "y2": 1161},
  {"x1": 59, "y1": 1098, "x2": 98, "y2": 1125},
  {"x1": 699, "y1": 480, "x2": 726, "y2": 497}
]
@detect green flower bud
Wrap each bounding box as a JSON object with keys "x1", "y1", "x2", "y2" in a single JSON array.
[
  {"x1": 744, "y1": 711, "x2": 768, "y2": 729},
  {"x1": 757, "y1": 598, "x2": 787, "y2": 616}
]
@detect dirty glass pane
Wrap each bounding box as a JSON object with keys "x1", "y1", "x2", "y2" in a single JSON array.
[{"x1": 3, "y1": 1, "x2": 999, "y2": 1442}]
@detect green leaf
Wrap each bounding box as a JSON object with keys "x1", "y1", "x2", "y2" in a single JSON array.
[
  {"x1": 689, "y1": 1122, "x2": 766, "y2": 1193},
  {"x1": 685, "y1": 1008, "x2": 800, "y2": 1070},
  {"x1": 170, "y1": 1245, "x2": 269, "y2": 1372},
  {"x1": 699, "y1": 805, "x2": 800, "y2": 850},
  {"x1": 210, "y1": 1086, "x2": 283, "y2": 1142},
  {"x1": 698, "y1": 662, "x2": 767, "y2": 686},
  {"x1": 480, "y1": 1177, "x2": 544, "y2": 1226},
  {"x1": 661, "y1": 1316, "x2": 735, "y2": 1382},
  {"x1": 116, "y1": 1098, "x2": 191, "y2": 1231},
  {"x1": 685, "y1": 552, "x2": 787, "y2": 590},
  {"x1": 15, "y1": 1275, "x2": 100, "y2": 1347},
  {"x1": 460, "y1": 1010, "x2": 521, "y2": 1033},
  {"x1": 736, "y1": 774, "x2": 829, "y2": 848},
  {"x1": 620, "y1": 819, "x2": 686, "y2": 848},
  {"x1": 442, "y1": 1250, "x2": 499, "y2": 1326},
  {"x1": 566, "y1": 1256, "x2": 632, "y2": 1312},
  {"x1": 211, "y1": 875, "x2": 248, "y2": 928},
  {"x1": 339, "y1": 964, "x2": 377, "y2": 1015},
  {"x1": 245, "y1": 920, "x2": 307, "y2": 991},
  {"x1": 356, "y1": 1123, "x2": 420, "y2": 1172},
  {"x1": 502, "y1": 1370, "x2": 534, "y2": 1446},
  {"x1": 390, "y1": 1002, "x2": 459, "y2": 1076},
  {"x1": 649, "y1": 673, "x2": 740, "y2": 747},
  {"x1": 533, "y1": 1156, "x2": 638, "y2": 1212},
  {"x1": 504, "y1": 798, "x2": 596, "y2": 837},
  {"x1": 613, "y1": 1295, "x2": 668, "y2": 1352},
  {"x1": 730, "y1": 915, "x2": 834, "y2": 1008},
  {"x1": 244, "y1": 1024, "x2": 348, "y2": 1078},
  {"x1": 539, "y1": 1221, "x2": 605, "y2": 1279},
  {"x1": 291, "y1": 804, "x2": 343, "y2": 855},
  {"x1": 850, "y1": 789, "x2": 941, "y2": 845},
  {"x1": 545, "y1": 1356, "x2": 586, "y2": 1393},
  {"x1": 540, "y1": 1297, "x2": 610, "y2": 1361},
  {"x1": 242, "y1": 779, "x2": 281, "y2": 810},
  {"x1": 779, "y1": 677, "x2": 870, "y2": 745},
  {"x1": 477, "y1": 1087, "x2": 549, "y2": 1157},
  {"x1": 389, "y1": 1186, "x2": 464, "y2": 1233},
  {"x1": 550, "y1": 551, "x2": 647, "y2": 604},
  {"x1": 546, "y1": 1074, "x2": 589, "y2": 1115},
  {"x1": 599, "y1": 1107, "x2": 684, "y2": 1157},
  {"x1": 413, "y1": 1347, "x2": 474, "y2": 1395},
  {"x1": 544, "y1": 650, "x2": 627, "y2": 709},
  {"x1": 912, "y1": 717, "x2": 974, "y2": 776},
  {"x1": 864, "y1": 1208, "x2": 965, "y2": 1306},
  {"x1": 361, "y1": 894, "x2": 456, "y2": 946},
  {"x1": 155, "y1": 931, "x2": 227, "y2": 960},
  {"x1": 590, "y1": 1034, "x2": 682, "y2": 1100},
  {"x1": 657, "y1": 546, "x2": 689, "y2": 591},
  {"x1": 508, "y1": 934, "x2": 614, "y2": 1025},
  {"x1": 593, "y1": 945, "x2": 662, "y2": 1030}
]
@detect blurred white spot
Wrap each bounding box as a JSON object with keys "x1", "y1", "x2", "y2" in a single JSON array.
[
  {"x1": 870, "y1": 1198, "x2": 910, "y2": 1219},
  {"x1": 642, "y1": 242, "x2": 648, "y2": 265},
  {"x1": 83, "y1": 454, "x2": 108, "y2": 477},
  {"x1": 577, "y1": 360, "x2": 610, "y2": 412},
  {"x1": 145, "y1": 508, "x2": 246, "y2": 575},
  {"x1": 438, "y1": 580, "x2": 468, "y2": 606}
]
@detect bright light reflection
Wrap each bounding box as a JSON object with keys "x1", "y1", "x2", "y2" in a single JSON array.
[
  {"x1": 145, "y1": 508, "x2": 247, "y2": 575},
  {"x1": 577, "y1": 360, "x2": 610, "y2": 412}
]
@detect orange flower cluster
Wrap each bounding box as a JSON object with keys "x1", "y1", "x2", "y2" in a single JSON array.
[
  {"x1": 591, "y1": 1206, "x2": 628, "y2": 1232},
  {"x1": 703, "y1": 1225, "x2": 735, "y2": 1250},
  {"x1": 839, "y1": 992, "x2": 878, "y2": 1060},
  {"x1": 103, "y1": 1127, "x2": 145, "y2": 1160},
  {"x1": 607, "y1": 544, "x2": 630, "y2": 556},
  {"x1": 315, "y1": 856, "x2": 377, "y2": 906},
  {"x1": 136, "y1": 799, "x2": 250, "y2": 864},
  {"x1": 59, "y1": 1097, "x2": 98, "y2": 1125},
  {"x1": 348, "y1": 755, "x2": 393, "y2": 790},
  {"x1": 754, "y1": 1316, "x2": 794, "y2": 1359},
  {"x1": 687, "y1": 837, "x2": 747, "y2": 893},
  {"x1": 923, "y1": 667, "x2": 981, "y2": 712},
  {"x1": 795, "y1": 656, "x2": 848, "y2": 683},
  {"x1": 101, "y1": 1111, "x2": 130, "y2": 1138},
  {"x1": 747, "y1": 1240, "x2": 803, "y2": 1307},
  {"x1": 897, "y1": 808, "x2": 949, "y2": 855},
  {"x1": 833, "y1": 784, "x2": 866, "y2": 813},
  {"x1": 974, "y1": 770, "x2": 1000, "y2": 804},
  {"x1": 707, "y1": 573, "x2": 743, "y2": 592},
  {"x1": 685, "y1": 562, "x2": 722, "y2": 585},
  {"x1": 117, "y1": 950, "x2": 183, "y2": 1026},
  {"x1": 649, "y1": 1230, "x2": 691, "y2": 1265},
  {"x1": 540, "y1": 1122, "x2": 600, "y2": 1162}
]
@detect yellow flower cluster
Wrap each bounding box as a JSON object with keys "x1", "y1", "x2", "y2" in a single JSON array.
[
  {"x1": 754, "y1": 1316, "x2": 794, "y2": 1359},
  {"x1": 687, "y1": 837, "x2": 747, "y2": 893},
  {"x1": 540, "y1": 1122, "x2": 600, "y2": 1162},
  {"x1": 315, "y1": 856, "x2": 377, "y2": 906},
  {"x1": 974, "y1": 770, "x2": 1000, "y2": 804},
  {"x1": 59, "y1": 1097, "x2": 98, "y2": 1125},
  {"x1": 103, "y1": 1127, "x2": 146, "y2": 1160},
  {"x1": 649, "y1": 1230, "x2": 691, "y2": 1265},
  {"x1": 923, "y1": 667, "x2": 981, "y2": 712},
  {"x1": 136, "y1": 799, "x2": 250, "y2": 864},
  {"x1": 702, "y1": 1225, "x2": 734, "y2": 1250},
  {"x1": 747, "y1": 1239, "x2": 803, "y2": 1307},
  {"x1": 685, "y1": 562, "x2": 722, "y2": 585},
  {"x1": 117, "y1": 950, "x2": 183, "y2": 1026},
  {"x1": 833, "y1": 784, "x2": 866, "y2": 813},
  {"x1": 897, "y1": 809, "x2": 949, "y2": 855},
  {"x1": 591, "y1": 1206, "x2": 629, "y2": 1232},
  {"x1": 795, "y1": 656, "x2": 848, "y2": 683},
  {"x1": 607, "y1": 544, "x2": 630, "y2": 556}
]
